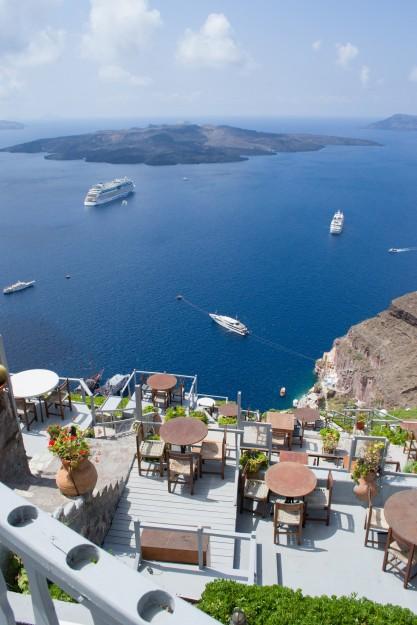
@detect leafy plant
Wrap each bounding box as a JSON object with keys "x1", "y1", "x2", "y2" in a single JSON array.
[
  {"x1": 239, "y1": 450, "x2": 268, "y2": 474},
  {"x1": 48, "y1": 425, "x2": 90, "y2": 467},
  {"x1": 164, "y1": 406, "x2": 187, "y2": 420},
  {"x1": 351, "y1": 441, "x2": 385, "y2": 484},
  {"x1": 218, "y1": 416, "x2": 237, "y2": 426},
  {"x1": 404, "y1": 460, "x2": 417, "y2": 474},
  {"x1": 319, "y1": 428, "x2": 340, "y2": 453},
  {"x1": 370, "y1": 424, "x2": 408, "y2": 446},
  {"x1": 6, "y1": 556, "x2": 75, "y2": 603},
  {"x1": 46, "y1": 424, "x2": 63, "y2": 440},
  {"x1": 189, "y1": 410, "x2": 209, "y2": 424},
  {"x1": 143, "y1": 404, "x2": 157, "y2": 414},
  {"x1": 198, "y1": 580, "x2": 417, "y2": 625}
]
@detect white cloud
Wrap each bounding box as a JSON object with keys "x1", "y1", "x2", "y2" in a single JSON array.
[
  {"x1": 360, "y1": 65, "x2": 370, "y2": 87},
  {"x1": 409, "y1": 66, "x2": 417, "y2": 82},
  {"x1": 98, "y1": 64, "x2": 151, "y2": 87},
  {"x1": 82, "y1": 0, "x2": 161, "y2": 63},
  {"x1": 336, "y1": 42, "x2": 359, "y2": 68},
  {"x1": 312, "y1": 40, "x2": 321, "y2": 51},
  {"x1": 9, "y1": 29, "x2": 65, "y2": 68},
  {"x1": 177, "y1": 13, "x2": 246, "y2": 68}
]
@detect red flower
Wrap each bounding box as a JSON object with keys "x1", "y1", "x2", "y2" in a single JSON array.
[{"x1": 48, "y1": 440, "x2": 55, "y2": 447}]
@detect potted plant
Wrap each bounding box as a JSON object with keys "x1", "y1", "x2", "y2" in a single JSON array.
[
  {"x1": 320, "y1": 428, "x2": 340, "y2": 454},
  {"x1": 239, "y1": 450, "x2": 268, "y2": 477},
  {"x1": 48, "y1": 425, "x2": 97, "y2": 497},
  {"x1": 351, "y1": 441, "x2": 385, "y2": 500},
  {"x1": 355, "y1": 413, "x2": 367, "y2": 431}
]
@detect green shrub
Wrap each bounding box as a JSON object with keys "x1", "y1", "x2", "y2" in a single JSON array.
[
  {"x1": 198, "y1": 580, "x2": 417, "y2": 625},
  {"x1": 370, "y1": 424, "x2": 408, "y2": 446},
  {"x1": 6, "y1": 556, "x2": 76, "y2": 603},
  {"x1": 189, "y1": 410, "x2": 209, "y2": 424},
  {"x1": 164, "y1": 406, "x2": 187, "y2": 420},
  {"x1": 404, "y1": 460, "x2": 417, "y2": 474},
  {"x1": 218, "y1": 416, "x2": 237, "y2": 426},
  {"x1": 239, "y1": 450, "x2": 268, "y2": 473},
  {"x1": 143, "y1": 404, "x2": 157, "y2": 414}
]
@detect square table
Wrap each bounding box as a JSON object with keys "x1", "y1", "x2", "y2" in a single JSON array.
[{"x1": 266, "y1": 412, "x2": 295, "y2": 449}]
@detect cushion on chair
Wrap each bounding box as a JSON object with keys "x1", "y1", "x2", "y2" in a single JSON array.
[
  {"x1": 201, "y1": 440, "x2": 222, "y2": 460},
  {"x1": 140, "y1": 440, "x2": 165, "y2": 458},
  {"x1": 369, "y1": 507, "x2": 388, "y2": 530},
  {"x1": 305, "y1": 487, "x2": 329, "y2": 508},
  {"x1": 244, "y1": 479, "x2": 269, "y2": 501},
  {"x1": 169, "y1": 459, "x2": 193, "y2": 476},
  {"x1": 276, "y1": 507, "x2": 302, "y2": 525}
]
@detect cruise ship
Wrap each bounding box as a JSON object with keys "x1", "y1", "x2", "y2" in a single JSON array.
[
  {"x1": 3, "y1": 280, "x2": 35, "y2": 294},
  {"x1": 329, "y1": 210, "x2": 344, "y2": 234},
  {"x1": 209, "y1": 313, "x2": 249, "y2": 336},
  {"x1": 84, "y1": 177, "x2": 135, "y2": 206}
]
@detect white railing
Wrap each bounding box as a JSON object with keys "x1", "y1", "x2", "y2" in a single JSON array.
[
  {"x1": 133, "y1": 520, "x2": 257, "y2": 585},
  {"x1": 0, "y1": 483, "x2": 219, "y2": 625}
]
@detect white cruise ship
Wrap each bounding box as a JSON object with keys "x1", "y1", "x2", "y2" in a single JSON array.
[
  {"x1": 84, "y1": 177, "x2": 135, "y2": 206},
  {"x1": 209, "y1": 313, "x2": 249, "y2": 336},
  {"x1": 329, "y1": 210, "x2": 344, "y2": 234},
  {"x1": 3, "y1": 280, "x2": 35, "y2": 294}
]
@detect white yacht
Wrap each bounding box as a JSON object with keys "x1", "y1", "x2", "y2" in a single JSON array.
[
  {"x1": 3, "y1": 280, "x2": 35, "y2": 294},
  {"x1": 330, "y1": 210, "x2": 344, "y2": 234},
  {"x1": 84, "y1": 177, "x2": 135, "y2": 206},
  {"x1": 209, "y1": 313, "x2": 249, "y2": 336}
]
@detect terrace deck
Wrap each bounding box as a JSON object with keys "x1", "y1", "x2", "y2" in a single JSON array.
[{"x1": 104, "y1": 457, "x2": 239, "y2": 597}]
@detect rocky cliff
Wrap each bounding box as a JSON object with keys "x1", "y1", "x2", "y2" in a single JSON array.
[{"x1": 316, "y1": 291, "x2": 417, "y2": 408}]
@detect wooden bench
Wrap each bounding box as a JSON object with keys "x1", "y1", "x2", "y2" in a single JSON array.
[{"x1": 140, "y1": 529, "x2": 209, "y2": 565}]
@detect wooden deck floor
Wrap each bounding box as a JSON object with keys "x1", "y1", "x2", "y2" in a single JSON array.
[{"x1": 104, "y1": 458, "x2": 238, "y2": 572}]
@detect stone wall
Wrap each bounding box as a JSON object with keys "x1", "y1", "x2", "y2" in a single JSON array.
[
  {"x1": 52, "y1": 479, "x2": 126, "y2": 545},
  {"x1": 0, "y1": 390, "x2": 31, "y2": 485}
]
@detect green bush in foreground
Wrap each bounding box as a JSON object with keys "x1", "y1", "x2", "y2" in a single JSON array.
[{"x1": 198, "y1": 580, "x2": 417, "y2": 625}]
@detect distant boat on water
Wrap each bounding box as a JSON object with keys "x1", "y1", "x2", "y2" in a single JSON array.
[
  {"x1": 209, "y1": 313, "x2": 249, "y2": 336},
  {"x1": 330, "y1": 211, "x2": 344, "y2": 234},
  {"x1": 3, "y1": 280, "x2": 35, "y2": 294},
  {"x1": 84, "y1": 177, "x2": 134, "y2": 206},
  {"x1": 388, "y1": 247, "x2": 417, "y2": 253}
]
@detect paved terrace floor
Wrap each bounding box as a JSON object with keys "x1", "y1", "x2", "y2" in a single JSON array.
[
  {"x1": 238, "y1": 501, "x2": 417, "y2": 613},
  {"x1": 104, "y1": 455, "x2": 240, "y2": 599}
]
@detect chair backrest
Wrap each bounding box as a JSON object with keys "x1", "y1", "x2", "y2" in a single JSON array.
[
  {"x1": 15, "y1": 397, "x2": 26, "y2": 412},
  {"x1": 327, "y1": 470, "x2": 334, "y2": 504},
  {"x1": 274, "y1": 501, "x2": 304, "y2": 524},
  {"x1": 279, "y1": 451, "x2": 308, "y2": 464},
  {"x1": 134, "y1": 422, "x2": 145, "y2": 445},
  {"x1": 167, "y1": 450, "x2": 194, "y2": 471}
]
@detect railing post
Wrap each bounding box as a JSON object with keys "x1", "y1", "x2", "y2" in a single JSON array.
[
  {"x1": 90, "y1": 395, "x2": 96, "y2": 426},
  {"x1": 135, "y1": 385, "x2": 143, "y2": 421},
  {"x1": 134, "y1": 518, "x2": 142, "y2": 570},
  {"x1": 237, "y1": 391, "x2": 242, "y2": 425},
  {"x1": 0, "y1": 570, "x2": 15, "y2": 625},
  {"x1": 24, "y1": 561, "x2": 60, "y2": 625},
  {"x1": 197, "y1": 526, "x2": 204, "y2": 570}
]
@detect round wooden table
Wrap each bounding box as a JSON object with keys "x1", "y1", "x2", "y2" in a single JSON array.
[
  {"x1": 147, "y1": 373, "x2": 177, "y2": 392},
  {"x1": 160, "y1": 417, "x2": 208, "y2": 449},
  {"x1": 384, "y1": 490, "x2": 417, "y2": 546},
  {"x1": 265, "y1": 462, "x2": 317, "y2": 500},
  {"x1": 11, "y1": 369, "x2": 59, "y2": 399},
  {"x1": 218, "y1": 403, "x2": 238, "y2": 417}
]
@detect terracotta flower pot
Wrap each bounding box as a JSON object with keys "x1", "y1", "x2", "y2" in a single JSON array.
[
  {"x1": 353, "y1": 472, "x2": 378, "y2": 501},
  {"x1": 56, "y1": 458, "x2": 98, "y2": 497},
  {"x1": 356, "y1": 421, "x2": 365, "y2": 431}
]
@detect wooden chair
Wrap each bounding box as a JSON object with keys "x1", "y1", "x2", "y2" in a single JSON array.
[
  {"x1": 240, "y1": 471, "x2": 269, "y2": 517},
  {"x1": 171, "y1": 380, "x2": 184, "y2": 405},
  {"x1": 198, "y1": 429, "x2": 226, "y2": 479},
  {"x1": 304, "y1": 470, "x2": 334, "y2": 525},
  {"x1": 279, "y1": 451, "x2": 308, "y2": 464},
  {"x1": 44, "y1": 379, "x2": 72, "y2": 420},
  {"x1": 384, "y1": 460, "x2": 401, "y2": 473},
  {"x1": 15, "y1": 398, "x2": 38, "y2": 430},
  {"x1": 382, "y1": 528, "x2": 417, "y2": 588},
  {"x1": 406, "y1": 435, "x2": 417, "y2": 462},
  {"x1": 364, "y1": 488, "x2": 388, "y2": 547},
  {"x1": 135, "y1": 423, "x2": 165, "y2": 477},
  {"x1": 292, "y1": 420, "x2": 304, "y2": 447},
  {"x1": 271, "y1": 428, "x2": 290, "y2": 451},
  {"x1": 167, "y1": 451, "x2": 198, "y2": 495},
  {"x1": 273, "y1": 502, "x2": 304, "y2": 545}
]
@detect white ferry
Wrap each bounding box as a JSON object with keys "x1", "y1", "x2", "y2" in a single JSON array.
[
  {"x1": 84, "y1": 177, "x2": 135, "y2": 206},
  {"x1": 3, "y1": 280, "x2": 35, "y2": 294},
  {"x1": 209, "y1": 313, "x2": 249, "y2": 336},
  {"x1": 330, "y1": 210, "x2": 344, "y2": 234}
]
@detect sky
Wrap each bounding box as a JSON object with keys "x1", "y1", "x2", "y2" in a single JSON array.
[{"x1": 1, "y1": 0, "x2": 417, "y2": 120}]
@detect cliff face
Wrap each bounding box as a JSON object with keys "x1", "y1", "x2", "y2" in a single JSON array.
[{"x1": 317, "y1": 292, "x2": 417, "y2": 408}]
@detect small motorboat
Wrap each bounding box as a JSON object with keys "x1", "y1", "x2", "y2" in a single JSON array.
[
  {"x1": 3, "y1": 280, "x2": 35, "y2": 294},
  {"x1": 280, "y1": 387, "x2": 286, "y2": 397}
]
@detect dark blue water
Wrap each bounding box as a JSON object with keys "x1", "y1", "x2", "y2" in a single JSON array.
[{"x1": 1, "y1": 117, "x2": 417, "y2": 410}]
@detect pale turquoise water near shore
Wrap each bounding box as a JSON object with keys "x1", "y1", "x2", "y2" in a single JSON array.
[{"x1": 1, "y1": 117, "x2": 417, "y2": 410}]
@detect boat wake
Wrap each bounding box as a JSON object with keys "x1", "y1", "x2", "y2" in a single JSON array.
[{"x1": 388, "y1": 247, "x2": 417, "y2": 253}]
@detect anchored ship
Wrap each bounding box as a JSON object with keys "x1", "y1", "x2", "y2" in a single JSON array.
[
  {"x1": 330, "y1": 210, "x2": 344, "y2": 235},
  {"x1": 3, "y1": 280, "x2": 35, "y2": 294},
  {"x1": 84, "y1": 177, "x2": 135, "y2": 206},
  {"x1": 209, "y1": 313, "x2": 249, "y2": 336}
]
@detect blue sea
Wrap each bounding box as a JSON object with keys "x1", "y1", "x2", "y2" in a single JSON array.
[{"x1": 1, "y1": 117, "x2": 417, "y2": 411}]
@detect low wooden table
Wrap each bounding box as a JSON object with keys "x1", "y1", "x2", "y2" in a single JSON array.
[
  {"x1": 141, "y1": 529, "x2": 209, "y2": 565},
  {"x1": 218, "y1": 403, "x2": 238, "y2": 418},
  {"x1": 384, "y1": 490, "x2": 417, "y2": 546},
  {"x1": 265, "y1": 462, "x2": 317, "y2": 501}
]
